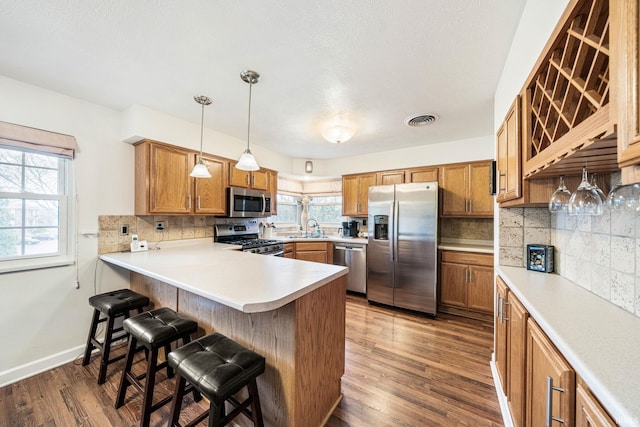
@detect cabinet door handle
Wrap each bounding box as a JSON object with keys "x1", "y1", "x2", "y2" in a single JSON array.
[
  {"x1": 497, "y1": 169, "x2": 506, "y2": 192},
  {"x1": 498, "y1": 295, "x2": 503, "y2": 322},
  {"x1": 197, "y1": 196, "x2": 201, "y2": 210},
  {"x1": 465, "y1": 268, "x2": 469, "y2": 283},
  {"x1": 546, "y1": 376, "x2": 566, "y2": 426},
  {"x1": 246, "y1": 174, "x2": 250, "y2": 186},
  {"x1": 469, "y1": 269, "x2": 473, "y2": 283}
]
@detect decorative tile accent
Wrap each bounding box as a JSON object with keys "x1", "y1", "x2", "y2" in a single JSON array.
[
  {"x1": 611, "y1": 236, "x2": 635, "y2": 274},
  {"x1": 499, "y1": 208, "x2": 523, "y2": 227},
  {"x1": 611, "y1": 271, "x2": 635, "y2": 313},
  {"x1": 592, "y1": 265, "x2": 611, "y2": 299},
  {"x1": 524, "y1": 208, "x2": 550, "y2": 228},
  {"x1": 500, "y1": 227, "x2": 524, "y2": 247}
]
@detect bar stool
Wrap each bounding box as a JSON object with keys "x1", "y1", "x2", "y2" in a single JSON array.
[
  {"x1": 82, "y1": 289, "x2": 150, "y2": 384},
  {"x1": 167, "y1": 332, "x2": 266, "y2": 427},
  {"x1": 115, "y1": 307, "x2": 198, "y2": 427}
]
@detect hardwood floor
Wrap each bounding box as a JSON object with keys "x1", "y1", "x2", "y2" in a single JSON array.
[{"x1": 0, "y1": 294, "x2": 503, "y2": 427}]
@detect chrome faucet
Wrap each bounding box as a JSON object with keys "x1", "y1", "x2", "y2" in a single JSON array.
[{"x1": 305, "y1": 218, "x2": 319, "y2": 237}]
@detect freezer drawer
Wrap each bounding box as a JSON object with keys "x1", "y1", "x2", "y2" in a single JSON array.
[{"x1": 333, "y1": 243, "x2": 367, "y2": 293}]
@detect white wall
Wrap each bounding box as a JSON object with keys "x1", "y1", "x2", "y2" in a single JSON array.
[{"x1": 0, "y1": 75, "x2": 132, "y2": 385}]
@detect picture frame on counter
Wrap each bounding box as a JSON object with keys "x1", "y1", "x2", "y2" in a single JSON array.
[{"x1": 526, "y1": 244, "x2": 554, "y2": 273}]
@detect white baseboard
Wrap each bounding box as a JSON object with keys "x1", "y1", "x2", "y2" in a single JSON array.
[
  {"x1": 490, "y1": 354, "x2": 514, "y2": 427},
  {"x1": 0, "y1": 344, "x2": 85, "y2": 388}
]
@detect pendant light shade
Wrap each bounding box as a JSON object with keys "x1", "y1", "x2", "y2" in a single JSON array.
[
  {"x1": 190, "y1": 95, "x2": 212, "y2": 178},
  {"x1": 235, "y1": 70, "x2": 261, "y2": 171}
]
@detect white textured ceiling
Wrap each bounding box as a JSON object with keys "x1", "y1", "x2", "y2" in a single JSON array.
[{"x1": 0, "y1": 0, "x2": 525, "y2": 160}]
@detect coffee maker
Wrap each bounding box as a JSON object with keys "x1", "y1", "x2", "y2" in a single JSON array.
[{"x1": 341, "y1": 220, "x2": 360, "y2": 237}]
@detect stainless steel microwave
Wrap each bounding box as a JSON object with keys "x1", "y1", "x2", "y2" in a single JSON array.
[{"x1": 227, "y1": 187, "x2": 272, "y2": 218}]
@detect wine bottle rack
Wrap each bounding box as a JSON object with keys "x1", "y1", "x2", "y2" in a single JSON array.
[{"x1": 523, "y1": 0, "x2": 617, "y2": 178}]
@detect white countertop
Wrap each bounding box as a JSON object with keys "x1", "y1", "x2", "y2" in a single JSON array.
[
  {"x1": 497, "y1": 266, "x2": 640, "y2": 427},
  {"x1": 100, "y1": 240, "x2": 348, "y2": 314},
  {"x1": 438, "y1": 238, "x2": 494, "y2": 254}
]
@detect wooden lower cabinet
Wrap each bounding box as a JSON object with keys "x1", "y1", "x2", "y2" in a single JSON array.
[
  {"x1": 576, "y1": 378, "x2": 617, "y2": 427},
  {"x1": 283, "y1": 243, "x2": 295, "y2": 259},
  {"x1": 526, "y1": 319, "x2": 575, "y2": 427},
  {"x1": 507, "y1": 292, "x2": 528, "y2": 427},
  {"x1": 439, "y1": 251, "x2": 493, "y2": 318},
  {"x1": 294, "y1": 242, "x2": 333, "y2": 264},
  {"x1": 495, "y1": 276, "x2": 529, "y2": 427}
]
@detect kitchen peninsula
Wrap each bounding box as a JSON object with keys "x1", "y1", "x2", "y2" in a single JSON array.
[{"x1": 100, "y1": 240, "x2": 348, "y2": 427}]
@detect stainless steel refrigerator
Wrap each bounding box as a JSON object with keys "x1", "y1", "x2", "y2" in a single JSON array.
[{"x1": 367, "y1": 182, "x2": 438, "y2": 315}]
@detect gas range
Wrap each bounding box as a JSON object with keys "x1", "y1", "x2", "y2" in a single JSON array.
[{"x1": 215, "y1": 219, "x2": 284, "y2": 256}]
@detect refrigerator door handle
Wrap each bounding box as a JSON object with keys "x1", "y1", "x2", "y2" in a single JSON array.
[{"x1": 393, "y1": 200, "x2": 399, "y2": 262}]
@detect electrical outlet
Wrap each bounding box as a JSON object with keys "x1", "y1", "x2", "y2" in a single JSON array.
[
  {"x1": 120, "y1": 224, "x2": 129, "y2": 235},
  {"x1": 155, "y1": 221, "x2": 166, "y2": 231}
]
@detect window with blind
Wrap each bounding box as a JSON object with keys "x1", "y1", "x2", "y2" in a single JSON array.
[{"x1": 0, "y1": 121, "x2": 76, "y2": 272}]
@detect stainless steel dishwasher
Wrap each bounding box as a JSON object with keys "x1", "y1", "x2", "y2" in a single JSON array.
[{"x1": 333, "y1": 242, "x2": 367, "y2": 294}]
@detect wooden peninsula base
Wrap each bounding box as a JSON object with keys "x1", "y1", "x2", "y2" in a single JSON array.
[{"x1": 130, "y1": 271, "x2": 346, "y2": 427}]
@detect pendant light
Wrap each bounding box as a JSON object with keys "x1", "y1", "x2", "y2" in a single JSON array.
[
  {"x1": 190, "y1": 95, "x2": 212, "y2": 178},
  {"x1": 236, "y1": 70, "x2": 260, "y2": 171}
]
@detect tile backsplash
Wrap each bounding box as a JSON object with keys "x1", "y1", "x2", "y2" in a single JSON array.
[
  {"x1": 499, "y1": 207, "x2": 640, "y2": 317},
  {"x1": 98, "y1": 215, "x2": 215, "y2": 254},
  {"x1": 440, "y1": 217, "x2": 494, "y2": 241}
]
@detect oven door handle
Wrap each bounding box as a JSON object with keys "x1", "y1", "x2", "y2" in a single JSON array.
[{"x1": 270, "y1": 250, "x2": 284, "y2": 257}]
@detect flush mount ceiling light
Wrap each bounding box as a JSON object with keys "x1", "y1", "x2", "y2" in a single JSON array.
[
  {"x1": 236, "y1": 70, "x2": 261, "y2": 171},
  {"x1": 405, "y1": 114, "x2": 438, "y2": 127},
  {"x1": 190, "y1": 95, "x2": 213, "y2": 178},
  {"x1": 322, "y1": 124, "x2": 355, "y2": 144}
]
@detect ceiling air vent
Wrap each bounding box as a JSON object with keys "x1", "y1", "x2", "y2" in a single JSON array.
[{"x1": 406, "y1": 114, "x2": 438, "y2": 127}]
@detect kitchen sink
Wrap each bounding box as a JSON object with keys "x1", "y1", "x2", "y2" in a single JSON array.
[{"x1": 286, "y1": 234, "x2": 329, "y2": 239}]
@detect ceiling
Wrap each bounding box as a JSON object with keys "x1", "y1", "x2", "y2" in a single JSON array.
[{"x1": 0, "y1": 0, "x2": 526, "y2": 160}]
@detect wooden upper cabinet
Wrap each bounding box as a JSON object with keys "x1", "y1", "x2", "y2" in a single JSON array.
[
  {"x1": 194, "y1": 154, "x2": 228, "y2": 215},
  {"x1": 407, "y1": 167, "x2": 439, "y2": 183},
  {"x1": 342, "y1": 173, "x2": 377, "y2": 217},
  {"x1": 440, "y1": 161, "x2": 493, "y2": 217},
  {"x1": 496, "y1": 96, "x2": 522, "y2": 203},
  {"x1": 268, "y1": 170, "x2": 278, "y2": 215},
  {"x1": 526, "y1": 319, "x2": 575, "y2": 427},
  {"x1": 229, "y1": 165, "x2": 269, "y2": 191},
  {"x1": 135, "y1": 141, "x2": 193, "y2": 215},
  {"x1": 614, "y1": 0, "x2": 640, "y2": 174},
  {"x1": 376, "y1": 170, "x2": 405, "y2": 185}
]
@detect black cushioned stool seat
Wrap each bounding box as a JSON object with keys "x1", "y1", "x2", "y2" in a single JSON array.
[
  {"x1": 82, "y1": 289, "x2": 149, "y2": 384},
  {"x1": 168, "y1": 332, "x2": 266, "y2": 427},
  {"x1": 115, "y1": 307, "x2": 198, "y2": 427}
]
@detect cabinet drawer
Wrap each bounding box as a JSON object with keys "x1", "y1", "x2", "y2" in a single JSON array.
[
  {"x1": 441, "y1": 251, "x2": 493, "y2": 266},
  {"x1": 295, "y1": 242, "x2": 330, "y2": 251}
]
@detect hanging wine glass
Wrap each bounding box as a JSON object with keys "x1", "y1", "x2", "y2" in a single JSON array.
[
  {"x1": 568, "y1": 167, "x2": 603, "y2": 215},
  {"x1": 607, "y1": 183, "x2": 640, "y2": 211},
  {"x1": 548, "y1": 176, "x2": 571, "y2": 212},
  {"x1": 590, "y1": 174, "x2": 607, "y2": 207}
]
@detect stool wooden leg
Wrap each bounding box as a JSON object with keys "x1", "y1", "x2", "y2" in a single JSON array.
[
  {"x1": 97, "y1": 314, "x2": 116, "y2": 384},
  {"x1": 168, "y1": 375, "x2": 187, "y2": 427},
  {"x1": 82, "y1": 309, "x2": 100, "y2": 366},
  {"x1": 209, "y1": 400, "x2": 224, "y2": 427},
  {"x1": 115, "y1": 336, "x2": 137, "y2": 409},
  {"x1": 164, "y1": 343, "x2": 174, "y2": 378},
  {"x1": 247, "y1": 379, "x2": 264, "y2": 427},
  {"x1": 139, "y1": 347, "x2": 159, "y2": 427}
]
